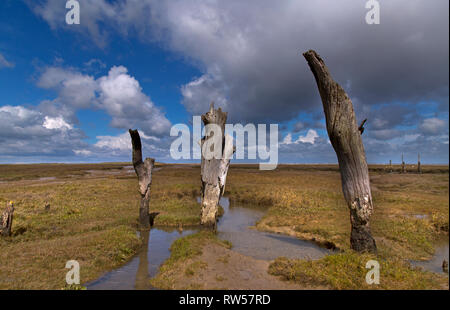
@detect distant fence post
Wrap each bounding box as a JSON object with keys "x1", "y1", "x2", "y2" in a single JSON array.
[
  {"x1": 401, "y1": 154, "x2": 406, "y2": 174},
  {"x1": 417, "y1": 153, "x2": 422, "y2": 174}
]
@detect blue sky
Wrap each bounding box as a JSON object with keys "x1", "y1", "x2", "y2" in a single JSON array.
[{"x1": 0, "y1": 0, "x2": 448, "y2": 164}]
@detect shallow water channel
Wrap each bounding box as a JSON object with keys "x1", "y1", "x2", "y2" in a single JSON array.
[
  {"x1": 87, "y1": 197, "x2": 329, "y2": 289},
  {"x1": 86, "y1": 197, "x2": 448, "y2": 289},
  {"x1": 410, "y1": 238, "x2": 449, "y2": 275}
]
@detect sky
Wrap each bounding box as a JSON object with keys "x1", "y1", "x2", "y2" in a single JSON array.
[{"x1": 0, "y1": 0, "x2": 448, "y2": 164}]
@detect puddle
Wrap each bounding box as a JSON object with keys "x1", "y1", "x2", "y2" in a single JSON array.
[
  {"x1": 85, "y1": 170, "x2": 122, "y2": 175},
  {"x1": 122, "y1": 166, "x2": 161, "y2": 174},
  {"x1": 38, "y1": 177, "x2": 56, "y2": 181},
  {"x1": 87, "y1": 197, "x2": 330, "y2": 289},
  {"x1": 410, "y1": 238, "x2": 449, "y2": 274},
  {"x1": 413, "y1": 214, "x2": 428, "y2": 219}
]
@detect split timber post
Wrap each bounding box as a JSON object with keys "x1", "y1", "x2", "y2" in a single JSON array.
[
  {"x1": 129, "y1": 129, "x2": 155, "y2": 229},
  {"x1": 303, "y1": 50, "x2": 377, "y2": 253},
  {"x1": 401, "y1": 154, "x2": 406, "y2": 174},
  {"x1": 1, "y1": 201, "x2": 14, "y2": 237},
  {"x1": 417, "y1": 153, "x2": 422, "y2": 174},
  {"x1": 200, "y1": 102, "x2": 235, "y2": 229}
]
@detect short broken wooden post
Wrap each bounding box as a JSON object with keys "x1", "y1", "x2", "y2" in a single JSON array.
[
  {"x1": 200, "y1": 102, "x2": 235, "y2": 228},
  {"x1": 1, "y1": 201, "x2": 14, "y2": 237},
  {"x1": 129, "y1": 129, "x2": 155, "y2": 229},
  {"x1": 417, "y1": 153, "x2": 422, "y2": 174},
  {"x1": 303, "y1": 50, "x2": 377, "y2": 253},
  {"x1": 401, "y1": 154, "x2": 406, "y2": 174}
]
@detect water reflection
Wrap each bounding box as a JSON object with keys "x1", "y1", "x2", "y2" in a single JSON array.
[
  {"x1": 87, "y1": 196, "x2": 331, "y2": 289},
  {"x1": 86, "y1": 228, "x2": 198, "y2": 290},
  {"x1": 410, "y1": 238, "x2": 449, "y2": 274}
]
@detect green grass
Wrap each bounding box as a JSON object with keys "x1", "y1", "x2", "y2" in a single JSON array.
[
  {"x1": 269, "y1": 251, "x2": 448, "y2": 290},
  {"x1": 0, "y1": 163, "x2": 202, "y2": 289},
  {"x1": 0, "y1": 163, "x2": 448, "y2": 289},
  {"x1": 150, "y1": 231, "x2": 231, "y2": 289}
]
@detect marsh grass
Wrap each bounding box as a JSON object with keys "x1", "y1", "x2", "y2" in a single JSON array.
[
  {"x1": 149, "y1": 231, "x2": 231, "y2": 289},
  {"x1": 0, "y1": 163, "x2": 448, "y2": 289},
  {"x1": 268, "y1": 251, "x2": 448, "y2": 290}
]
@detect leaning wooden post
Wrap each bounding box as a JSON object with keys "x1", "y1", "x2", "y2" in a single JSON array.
[
  {"x1": 129, "y1": 129, "x2": 155, "y2": 229},
  {"x1": 303, "y1": 50, "x2": 377, "y2": 253},
  {"x1": 417, "y1": 153, "x2": 422, "y2": 174},
  {"x1": 200, "y1": 102, "x2": 235, "y2": 228},
  {"x1": 401, "y1": 154, "x2": 406, "y2": 174},
  {"x1": 1, "y1": 201, "x2": 14, "y2": 237}
]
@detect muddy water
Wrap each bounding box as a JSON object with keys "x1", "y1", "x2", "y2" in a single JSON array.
[
  {"x1": 217, "y1": 197, "x2": 329, "y2": 260},
  {"x1": 86, "y1": 197, "x2": 330, "y2": 289},
  {"x1": 87, "y1": 228, "x2": 197, "y2": 290},
  {"x1": 410, "y1": 238, "x2": 449, "y2": 274}
]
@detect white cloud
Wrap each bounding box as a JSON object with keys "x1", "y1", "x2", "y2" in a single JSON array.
[
  {"x1": 43, "y1": 116, "x2": 73, "y2": 130},
  {"x1": 0, "y1": 53, "x2": 14, "y2": 68},
  {"x1": 74, "y1": 149, "x2": 93, "y2": 156},
  {"x1": 94, "y1": 132, "x2": 132, "y2": 151},
  {"x1": 98, "y1": 66, "x2": 171, "y2": 135},
  {"x1": 37, "y1": 65, "x2": 171, "y2": 137},
  {"x1": 419, "y1": 118, "x2": 447, "y2": 135},
  {"x1": 297, "y1": 130, "x2": 319, "y2": 144},
  {"x1": 37, "y1": 67, "x2": 97, "y2": 109},
  {"x1": 0, "y1": 105, "x2": 86, "y2": 158},
  {"x1": 29, "y1": 0, "x2": 448, "y2": 125},
  {"x1": 281, "y1": 133, "x2": 292, "y2": 145},
  {"x1": 281, "y1": 129, "x2": 318, "y2": 145}
]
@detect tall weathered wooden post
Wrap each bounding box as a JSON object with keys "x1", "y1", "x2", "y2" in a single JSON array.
[
  {"x1": 303, "y1": 50, "x2": 376, "y2": 253},
  {"x1": 389, "y1": 160, "x2": 393, "y2": 173},
  {"x1": 200, "y1": 102, "x2": 235, "y2": 228},
  {"x1": 401, "y1": 154, "x2": 406, "y2": 174},
  {"x1": 417, "y1": 153, "x2": 422, "y2": 174},
  {"x1": 129, "y1": 129, "x2": 155, "y2": 229},
  {"x1": 1, "y1": 201, "x2": 14, "y2": 237}
]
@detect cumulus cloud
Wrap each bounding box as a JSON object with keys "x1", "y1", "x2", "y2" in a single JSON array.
[
  {"x1": 16, "y1": 0, "x2": 450, "y2": 163},
  {"x1": 0, "y1": 105, "x2": 86, "y2": 158},
  {"x1": 43, "y1": 116, "x2": 73, "y2": 130},
  {"x1": 91, "y1": 130, "x2": 172, "y2": 161},
  {"x1": 36, "y1": 65, "x2": 171, "y2": 137},
  {"x1": 281, "y1": 129, "x2": 319, "y2": 145},
  {"x1": 297, "y1": 130, "x2": 319, "y2": 144},
  {"x1": 29, "y1": 0, "x2": 449, "y2": 123},
  {"x1": 0, "y1": 62, "x2": 172, "y2": 162},
  {"x1": 37, "y1": 67, "x2": 98, "y2": 110},
  {"x1": 419, "y1": 118, "x2": 447, "y2": 135},
  {"x1": 98, "y1": 66, "x2": 171, "y2": 135},
  {"x1": 94, "y1": 132, "x2": 132, "y2": 152}
]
